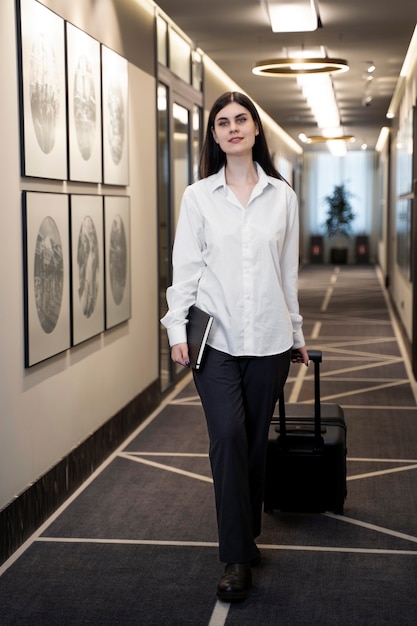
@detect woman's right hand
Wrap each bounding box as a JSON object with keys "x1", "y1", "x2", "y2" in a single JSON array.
[
  {"x1": 171, "y1": 342, "x2": 191, "y2": 368},
  {"x1": 291, "y1": 345, "x2": 309, "y2": 367}
]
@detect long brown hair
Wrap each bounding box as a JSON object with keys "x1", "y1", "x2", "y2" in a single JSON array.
[{"x1": 198, "y1": 92, "x2": 286, "y2": 182}]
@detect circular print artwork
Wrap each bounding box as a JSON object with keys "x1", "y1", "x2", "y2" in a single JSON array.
[
  {"x1": 34, "y1": 216, "x2": 63, "y2": 334},
  {"x1": 106, "y1": 76, "x2": 125, "y2": 165},
  {"x1": 73, "y1": 54, "x2": 97, "y2": 160},
  {"x1": 29, "y1": 34, "x2": 60, "y2": 154},
  {"x1": 109, "y1": 215, "x2": 127, "y2": 305},
  {"x1": 77, "y1": 216, "x2": 99, "y2": 318}
]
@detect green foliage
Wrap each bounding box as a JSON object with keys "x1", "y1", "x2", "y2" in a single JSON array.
[{"x1": 322, "y1": 183, "x2": 356, "y2": 239}]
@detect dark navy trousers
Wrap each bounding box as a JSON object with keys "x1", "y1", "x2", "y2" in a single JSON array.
[{"x1": 193, "y1": 346, "x2": 290, "y2": 563}]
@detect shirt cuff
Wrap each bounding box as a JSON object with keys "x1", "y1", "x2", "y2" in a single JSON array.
[
  {"x1": 292, "y1": 328, "x2": 305, "y2": 349},
  {"x1": 166, "y1": 324, "x2": 188, "y2": 347}
]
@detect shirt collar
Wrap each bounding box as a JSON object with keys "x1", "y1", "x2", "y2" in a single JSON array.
[
  {"x1": 210, "y1": 166, "x2": 227, "y2": 192},
  {"x1": 209, "y1": 162, "x2": 276, "y2": 193}
]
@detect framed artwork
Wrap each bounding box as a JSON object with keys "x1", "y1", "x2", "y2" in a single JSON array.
[
  {"x1": 18, "y1": 0, "x2": 67, "y2": 180},
  {"x1": 23, "y1": 192, "x2": 70, "y2": 367},
  {"x1": 104, "y1": 196, "x2": 131, "y2": 329},
  {"x1": 101, "y1": 45, "x2": 129, "y2": 185},
  {"x1": 66, "y1": 23, "x2": 102, "y2": 183},
  {"x1": 70, "y1": 195, "x2": 105, "y2": 345}
]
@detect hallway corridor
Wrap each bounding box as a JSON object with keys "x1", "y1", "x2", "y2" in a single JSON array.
[{"x1": 1, "y1": 266, "x2": 417, "y2": 625}]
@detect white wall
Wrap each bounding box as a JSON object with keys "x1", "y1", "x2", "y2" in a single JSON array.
[
  {"x1": 387, "y1": 45, "x2": 417, "y2": 342},
  {"x1": 0, "y1": 0, "x2": 158, "y2": 508}
]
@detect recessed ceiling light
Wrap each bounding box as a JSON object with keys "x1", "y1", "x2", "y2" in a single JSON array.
[{"x1": 264, "y1": 0, "x2": 321, "y2": 33}]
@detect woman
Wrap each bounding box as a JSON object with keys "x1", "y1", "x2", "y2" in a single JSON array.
[{"x1": 161, "y1": 91, "x2": 308, "y2": 602}]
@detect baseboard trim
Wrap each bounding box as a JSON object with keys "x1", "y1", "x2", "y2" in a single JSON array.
[{"x1": 0, "y1": 379, "x2": 161, "y2": 565}]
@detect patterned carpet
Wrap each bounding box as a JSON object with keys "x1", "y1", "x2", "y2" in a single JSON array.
[{"x1": 1, "y1": 265, "x2": 417, "y2": 625}]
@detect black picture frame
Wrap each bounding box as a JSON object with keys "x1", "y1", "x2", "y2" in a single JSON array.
[
  {"x1": 66, "y1": 23, "x2": 102, "y2": 183},
  {"x1": 101, "y1": 45, "x2": 129, "y2": 186},
  {"x1": 23, "y1": 191, "x2": 70, "y2": 367},
  {"x1": 104, "y1": 196, "x2": 131, "y2": 329},
  {"x1": 70, "y1": 195, "x2": 105, "y2": 345},
  {"x1": 18, "y1": 0, "x2": 68, "y2": 180}
]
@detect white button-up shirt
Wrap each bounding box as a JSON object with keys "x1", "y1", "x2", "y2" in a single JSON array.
[{"x1": 161, "y1": 163, "x2": 305, "y2": 356}]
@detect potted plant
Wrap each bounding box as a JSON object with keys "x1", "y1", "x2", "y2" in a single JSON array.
[{"x1": 322, "y1": 183, "x2": 356, "y2": 264}]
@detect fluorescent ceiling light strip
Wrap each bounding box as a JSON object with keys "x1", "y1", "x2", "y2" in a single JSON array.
[
  {"x1": 297, "y1": 74, "x2": 340, "y2": 129},
  {"x1": 376, "y1": 126, "x2": 390, "y2": 152},
  {"x1": 387, "y1": 24, "x2": 417, "y2": 118},
  {"x1": 400, "y1": 23, "x2": 417, "y2": 77},
  {"x1": 296, "y1": 72, "x2": 350, "y2": 153},
  {"x1": 265, "y1": 0, "x2": 319, "y2": 32}
]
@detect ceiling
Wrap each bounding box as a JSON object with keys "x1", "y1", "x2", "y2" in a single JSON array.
[{"x1": 155, "y1": 0, "x2": 416, "y2": 151}]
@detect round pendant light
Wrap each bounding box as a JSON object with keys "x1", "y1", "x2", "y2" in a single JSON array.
[
  {"x1": 252, "y1": 57, "x2": 349, "y2": 76},
  {"x1": 304, "y1": 134, "x2": 356, "y2": 143}
]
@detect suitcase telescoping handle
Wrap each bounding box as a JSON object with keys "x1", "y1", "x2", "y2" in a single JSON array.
[{"x1": 278, "y1": 349, "x2": 323, "y2": 446}]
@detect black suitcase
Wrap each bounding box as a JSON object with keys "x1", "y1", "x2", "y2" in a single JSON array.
[{"x1": 264, "y1": 349, "x2": 347, "y2": 515}]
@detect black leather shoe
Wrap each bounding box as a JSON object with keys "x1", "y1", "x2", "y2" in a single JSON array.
[{"x1": 216, "y1": 563, "x2": 252, "y2": 602}]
